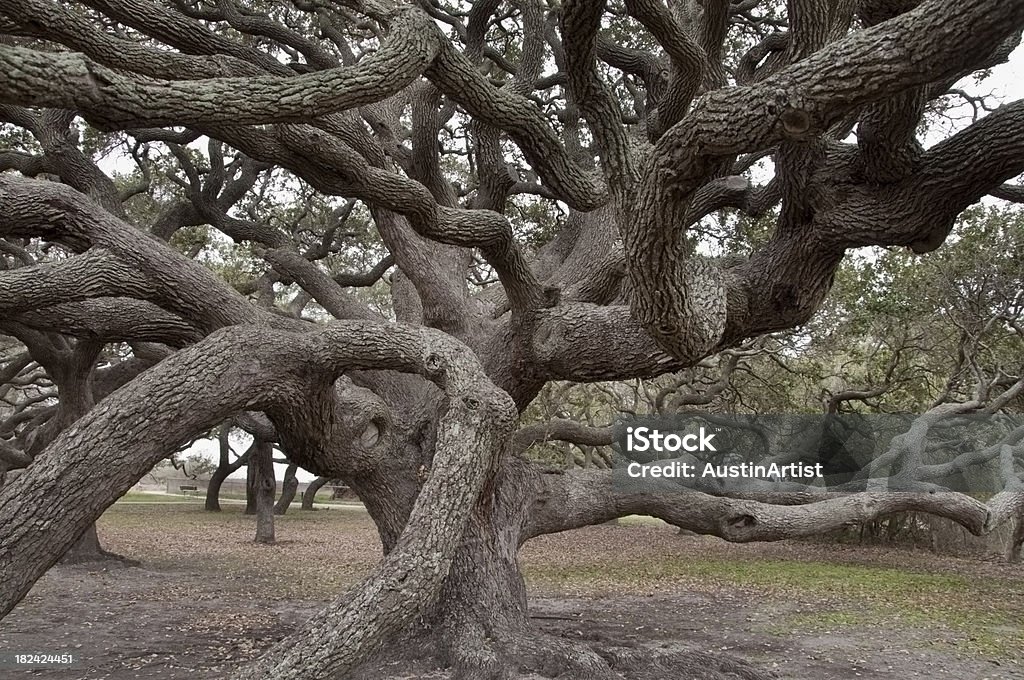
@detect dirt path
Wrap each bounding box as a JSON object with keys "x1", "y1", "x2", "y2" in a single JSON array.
[{"x1": 0, "y1": 504, "x2": 1020, "y2": 679}]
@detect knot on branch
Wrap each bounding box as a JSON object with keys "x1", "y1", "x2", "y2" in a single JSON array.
[
  {"x1": 80, "y1": 60, "x2": 114, "y2": 96},
  {"x1": 423, "y1": 352, "x2": 445, "y2": 377},
  {"x1": 530, "y1": 321, "x2": 559, "y2": 360},
  {"x1": 780, "y1": 107, "x2": 812, "y2": 136},
  {"x1": 727, "y1": 514, "x2": 757, "y2": 530},
  {"x1": 359, "y1": 419, "x2": 383, "y2": 448},
  {"x1": 542, "y1": 285, "x2": 561, "y2": 308}
]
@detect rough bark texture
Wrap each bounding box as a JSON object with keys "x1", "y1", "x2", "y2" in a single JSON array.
[
  {"x1": 0, "y1": 0, "x2": 1023, "y2": 678},
  {"x1": 252, "y1": 439, "x2": 276, "y2": 544}
]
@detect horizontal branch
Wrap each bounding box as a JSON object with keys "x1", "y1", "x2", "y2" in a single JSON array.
[
  {"x1": 262, "y1": 248, "x2": 379, "y2": 321},
  {"x1": 0, "y1": 249, "x2": 156, "y2": 316},
  {"x1": 531, "y1": 304, "x2": 688, "y2": 382},
  {"x1": 12, "y1": 298, "x2": 203, "y2": 347},
  {"x1": 990, "y1": 183, "x2": 1024, "y2": 203},
  {"x1": 0, "y1": 5, "x2": 437, "y2": 127},
  {"x1": 0, "y1": 175, "x2": 279, "y2": 334},
  {"x1": 525, "y1": 469, "x2": 994, "y2": 542},
  {"x1": 514, "y1": 418, "x2": 616, "y2": 454},
  {"x1": 1, "y1": 0, "x2": 263, "y2": 79},
  {"x1": 334, "y1": 254, "x2": 395, "y2": 287}
]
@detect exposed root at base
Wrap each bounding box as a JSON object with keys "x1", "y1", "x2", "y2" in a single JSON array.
[
  {"x1": 60, "y1": 547, "x2": 141, "y2": 566},
  {"x1": 351, "y1": 626, "x2": 776, "y2": 680}
]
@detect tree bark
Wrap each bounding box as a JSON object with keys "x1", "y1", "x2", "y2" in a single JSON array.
[
  {"x1": 252, "y1": 439, "x2": 276, "y2": 544},
  {"x1": 345, "y1": 456, "x2": 772, "y2": 680},
  {"x1": 301, "y1": 476, "x2": 330, "y2": 510},
  {"x1": 274, "y1": 463, "x2": 298, "y2": 515}
]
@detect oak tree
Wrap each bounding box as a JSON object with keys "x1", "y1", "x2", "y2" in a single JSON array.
[{"x1": 2, "y1": 0, "x2": 1024, "y2": 678}]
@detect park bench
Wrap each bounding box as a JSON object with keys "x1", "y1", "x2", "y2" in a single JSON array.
[{"x1": 179, "y1": 484, "x2": 198, "y2": 495}]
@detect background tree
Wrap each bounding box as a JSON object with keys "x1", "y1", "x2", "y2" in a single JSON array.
[
  {"x1": 274, "y1": 461, "x2": 300, "y2": 515},
  {"x1": 301, "y1": 475, "x2": 334, "y2": 511},
  {"x1": 1, "y1": 0, "x2": 1024, "y2": 678},
  {"x1": 205, "y1": 425, "x2": 254, "y2": 512}
]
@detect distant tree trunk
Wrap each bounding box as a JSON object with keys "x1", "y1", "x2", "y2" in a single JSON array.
[
  {"x1": 252, "y1": 439, "x2": 276, "y2": 544},
  {"x1": 301, "y1": 476, "x2": 329, "y2": 510},
  {"x1": 206, "y1": 426, "x2": 252, "y2": 512},
  {"x1": 274, "y1": 463, "x2": 298, "y2": 515},
  {"x1": 205, "y1": 464, "x2": 230, "y2": 512},
  {"x1": 244, "y1": 454, "x2": 257, "y2": 515}
]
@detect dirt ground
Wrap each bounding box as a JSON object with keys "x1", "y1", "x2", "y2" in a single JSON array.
[{"x1": 1, "y1": 501, "x2": 1021, "y2": 679}]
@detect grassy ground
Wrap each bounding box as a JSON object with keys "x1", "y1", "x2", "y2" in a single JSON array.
[
  {"x1": 99, "y1": 502, "x2": 1024, "y2": 660},
  {"x1": 1, "y1": 502, "x2": 1020, "y2": 679},
  {"x1": 118, "y1": 492, "x2": 199, "y2": 503},
  {"x1": 527, "y1": 556, "x2": 1023, "y2": 657},
  {"x1": 521, "y1": 525, "x2": 1024, "y2": 662}
]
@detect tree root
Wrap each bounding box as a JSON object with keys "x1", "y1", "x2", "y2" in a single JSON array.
[
  {"x1": 595, "y1": 645, "x2": 775, "y2": 680},
  {"x1": 59, "y1": 546, "x2": 140, "y2": 566},
  {"x1": 352, "y1": 624, "x2": 776, "y2": 680},
  {"x1": 503, "y1": 629, "x2": 774, "y2": 680},
  {"x1": 59, "y1": 526, "x2": 140, "y2": 566}
]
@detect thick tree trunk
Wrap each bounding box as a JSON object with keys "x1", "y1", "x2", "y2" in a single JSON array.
[
  {"x1": 346, "y1": 458, "x2": 772, "y2": 680},
  {"x1": 430, "y1": 540, "x2": 769, "y2": 679},
  {"x1": 274, "y1": 463, "x2": 298, "y2": 515},
  {"x1": 301, "y1": 475, "x2": 329, "y2": 510},
  {"x1": 252, "y1": 439, "x2": 276, "y2": 544}
]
